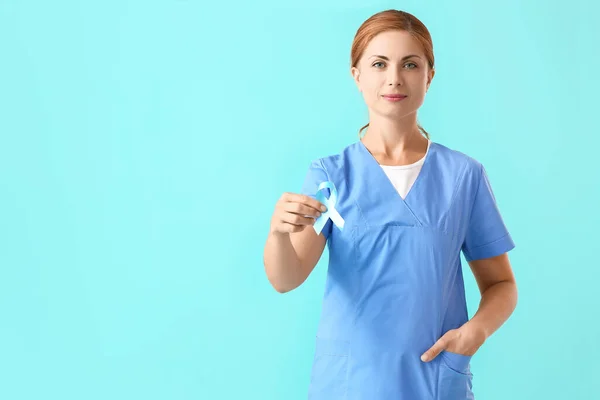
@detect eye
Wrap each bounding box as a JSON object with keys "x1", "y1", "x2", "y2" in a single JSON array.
[{"x1": 372, "y1": 61, "x2": 418, "y2": 69}]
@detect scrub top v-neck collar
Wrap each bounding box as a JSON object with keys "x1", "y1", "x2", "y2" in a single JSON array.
[{"x1": 354, "y1": 139, "x2": 436, "y2": 227}]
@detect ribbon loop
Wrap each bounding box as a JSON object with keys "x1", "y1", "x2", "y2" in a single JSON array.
[{"x1": 313, "y1": 181, "x2": 345, "y2": 235}]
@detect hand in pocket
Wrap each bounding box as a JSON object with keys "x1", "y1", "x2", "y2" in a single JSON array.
[{"x1": 420, "y1": 324, "x2": 487, "y2": 362}]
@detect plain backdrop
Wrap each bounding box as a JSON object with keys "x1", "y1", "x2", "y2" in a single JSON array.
[{"x1": 1, "y1": 0, "x2": 598, "y2": 399}]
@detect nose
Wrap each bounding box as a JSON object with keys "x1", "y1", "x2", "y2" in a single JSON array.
[{"x1": 387, "y1": 66, "x2": 404, "y2": 86}]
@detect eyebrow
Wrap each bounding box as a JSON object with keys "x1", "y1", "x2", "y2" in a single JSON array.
[{"x1": 369, "y1": 54, "x2": 422, "y2": 61}]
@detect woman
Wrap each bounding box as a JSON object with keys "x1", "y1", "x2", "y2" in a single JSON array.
[{"x1": 263, "y1": 9, "x2": 517, "y2": 400}]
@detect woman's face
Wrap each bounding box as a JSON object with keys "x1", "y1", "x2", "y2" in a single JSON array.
[{"x1": 351, "y1": 30, "x2": 434, "y2": 121}]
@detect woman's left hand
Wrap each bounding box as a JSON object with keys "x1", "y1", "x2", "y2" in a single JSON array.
[{"x1": 420, "y1": 323, "x2": 487, "y2": 362}]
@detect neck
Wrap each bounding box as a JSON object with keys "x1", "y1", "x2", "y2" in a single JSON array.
[{"x1": 360, "y1": 117, "x2": 428, "y2": 163}]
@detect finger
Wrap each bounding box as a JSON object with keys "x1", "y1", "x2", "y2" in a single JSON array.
[
  {"x1": 286, "y1": 193, "x2": 327, "y2": 213},
  {"x1": 282, "y1": 201, "x2": 322, "y2": 218},
  {"x1": 421, "y1": 337, "x2": 448, "y2": 362},
  {"x1": 280, "y1": 212, "x2": 316, "y2": 227},
  {"x1": 279, "y1": 222, "x2": 308, "y2": 233}
]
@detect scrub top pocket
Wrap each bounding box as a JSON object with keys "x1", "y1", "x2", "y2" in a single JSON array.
[
  {"x1": 307, "y1": 337, "x2": 349, "y2": 399},
  {"x1": 437, "y1": 350, "x2": 475, "y2": 400}
]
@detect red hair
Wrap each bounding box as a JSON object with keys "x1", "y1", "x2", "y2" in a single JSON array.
[{"x1": 350, "y1": 9, "x2": 435, "y2": 139}]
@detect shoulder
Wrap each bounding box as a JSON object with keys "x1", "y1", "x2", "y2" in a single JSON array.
[
  {"x1": 431, "y1": 141, "x2": 482, "y2": 170},
  {"x1": 431, "y1": 141, "x2": 484, "y2": 181},
  {"x1": 306, "y1": 142, "x2": 353, "y2": 174}
]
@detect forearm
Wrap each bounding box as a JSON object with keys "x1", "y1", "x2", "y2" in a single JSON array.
[
  {"x1": 465, "y1": 280, "x2": 518, "y2": 339},
  {"x1": 263, "y1": 232, "x2": 303, "y2": 293}
]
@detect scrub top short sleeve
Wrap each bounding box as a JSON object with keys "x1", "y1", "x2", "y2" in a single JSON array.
[
  {"x1": 461, "y1": 163, "x2": 516, "y2": 262},
  {"x1": 300, "y1": 159, "x2": 333, "y2": 240}
]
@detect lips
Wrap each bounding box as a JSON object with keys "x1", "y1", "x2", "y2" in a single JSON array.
[
  {"x1": 382, "y1": 94, "x2": 407, "y2": 99},
  {"x1": 382, "y1": 94, "x2": 407, "y2": 103}
]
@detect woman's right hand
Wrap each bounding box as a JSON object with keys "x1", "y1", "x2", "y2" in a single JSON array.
[{"x1": 270, "y1": 192, "x2": 328, "y2": 235}]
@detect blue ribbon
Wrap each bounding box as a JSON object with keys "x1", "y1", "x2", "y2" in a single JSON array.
[{"x1": 313, "y1": 181, "x2": 345, "y2": 235}]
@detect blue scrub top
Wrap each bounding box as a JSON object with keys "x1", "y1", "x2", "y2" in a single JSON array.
[{"x1": 301, "y1": 140, "x2": 515, "y2": 400}]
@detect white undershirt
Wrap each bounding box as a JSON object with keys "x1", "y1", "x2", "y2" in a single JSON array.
[{"x1": 379, "y1": 140, "x2": 431, "y2": 200}]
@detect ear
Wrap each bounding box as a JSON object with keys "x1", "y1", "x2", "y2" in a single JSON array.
[
  {"x1": 426, "y1": 68, "x2": 435, "y2": 91},
  {"x1": 350, "y1": 66, "x2": 361, "y2": 92}
]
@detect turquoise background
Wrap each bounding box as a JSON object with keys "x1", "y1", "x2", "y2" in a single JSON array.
[{"x1": 1, "y1": 0, "x2": 597, "y2": 399}]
